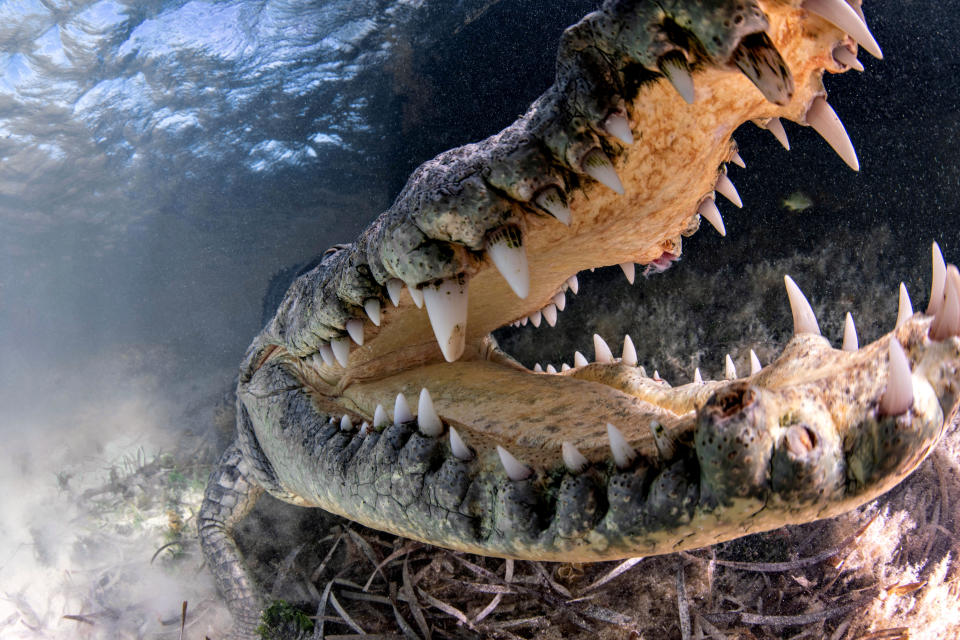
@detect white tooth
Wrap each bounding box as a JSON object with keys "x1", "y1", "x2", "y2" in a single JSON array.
[
  {"x1": 653, "y1": 370, "x2": 662, "y2": 382},
  {"x1": 346, "y1": 318, "x2": 364, "y2": 345},
  {"x1": 417, "y1": 388, "x2": 443, "y2": 436},
  {"x1": 567, "y1": 274, "x2": 579, "y2": 295},
  {"x1": 593, "y1": 334, "x2": 614, "y2": 364},
  {"x1": 715, "y1": 174, "x2": 742, "y2": 208},
  {"x1": 582, "y1": 149, "x2": 624, "y2": 195},
  {"x1": 622, "y1": 334, "x2": 638, "y2": 367},
  {"x1": 806, "y1": 97, "x2": 859, "y2": 171},
  {"x1": 725, "y1": 354, "x2": 737, "y2": 380},
  {"x1": 766, "y1": 117, "x2": 790, "y2": 150},
  {"x1": 423, "y1": 275, "x2": 469, "y2": 362},
  {"x1": 694, "y1": 367, "x2": 703, "y2": 384},
  {"x1": 497, "y1": 446, "x2": 532, "y2": 481},
  {"x1": 931, "y1": 265, "x2": 960, "y2": 340},
  {"x1": 574, "y1": 351, "x2": 589, "y2": 368},
  {"x1": 394, "y1": 393, "x2": 413, "y2": 425},
  {"x1": 364, "y1": 298, "x2": 381, "y2": 326},
  {"x1": 804, "y1": 0, "x2": 883, "y2": 59},
  {"x1": 649, "y1": 421, "x2": 677, "y2": 460},
  {"x1": 896, "y1": 282, "x2": 913, "y2": 328},
  {"x1": 486, "y1": 227, "x2": 530, "y2": 299},
  {"x1": 561, "y1": 441, "x2": 589, "y2": 474},
  {"x1": 638, "y1": 366, "x2": 647, "y2": 377},
  {"x1": 407, "y1": 284, "x2": 424, "y2": 308},
  {"x1": 659, "y1": 53, "x2": 695, "y2": 104},
  {"x1": 880, "y1": 339, "x2": 913, "y2": 415},
  {"x1": 546, "y1": 364, "x2": 558, "y2": 374},
  {"x1": 553, "y1": 291, "x2": 566, "y2": 311},
  {"x1": 842, "y1": 312, "x2": 859, "y2": 351},
  {"x1": 606, "y1": 423, "x2": 636, "y2": 469},
  {"x1": 449, "y1": 427, "x2": 474, "y2": 460},
  {"x1": 833, "y1": 46, "x2": 864, "y2": 71},
  {"x1": 386, "y1": 279, "x2": 403, "y2": 307},
  {"x1": 561, "y1": 363, "x2": 571, "y2": 371},
  {"x1": 340, "y1": 415, "x2": 353, "y2": 431},
  {"x1": 331, "y1": 337, "x2": 351, "y2": 367},
  {"x1": 731, "y1": 150, "x2": 746, "y2": 168},
  {"x1": 530, "y1": 310, "x2": 542, "y2": 327},
  {"x1": 359, "y1": 422, "x2": 369, "y2": 436},
  {"x1": 533, "y1": 363, "x2": 543, "y2": 372},
  {"x1": 698, "y1": 198, "x2": 726, "y2": 237},
  {"x1": 749, "y1": 350, "x2": 762, "y2": 375},
  {"x1": 318, "y1": 343, "x2": 335, "y2": 367},
  {"x1": 521, "y1": 316, "x2": 529, "y2": 326},
  {"x1": 373, "y1": 404, "x2": 389, "y2": 429},
  {"x1": 603, "y1": 112, "x2": 634, "y2": 145},
  {"x1": 535, "y1": 186, "x2": 571, "y2": 225},
  {"x1": 310, "y1": 353, "x2": 325, "y2": 370},
  {"x1": 784, "y1": 275, "x2": 821, "y2": 336},
  {"x1": 928, "y1": 241, "x2": 946, "y2": 315},
  {"x1": 543, "y1": 303, "x2": 558, "y2": 327},
  {"x1": 620, "y1": 262, "x2": 636, "y2": 284}
]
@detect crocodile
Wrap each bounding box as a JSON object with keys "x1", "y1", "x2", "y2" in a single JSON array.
[{"x1": 198, "y1": 0, "x2": 960, "y2": 636}]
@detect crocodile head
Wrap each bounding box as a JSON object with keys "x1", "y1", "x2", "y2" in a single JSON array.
[{"x1": 234, "y1": 0, "x2": 960, "y2": 562}]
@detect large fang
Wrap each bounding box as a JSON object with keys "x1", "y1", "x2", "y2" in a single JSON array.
[
  {"x1": 880, "y1": 340, "x2": 913, "y2": 416},
  {"x1": 582, "y1": 149, "x2": 624, "y2": 194},
  {"x1": 417, "y1": 388, "x2": 443, "y2": 436},
  {"x1": 715, "y1": 174, "x2": 742, "y2": 208},
  {"x1": 486, "y1": 226, "x2": 530, "y2": 299},
  {"x1": 497, "y1": 446, "x2": 532, "y2": 481},
  {"x1": 806, "y1": 97, "x2": 859, "y2": 171},
  {"x1": 622, "y1": 334, "x2": 638, "y2": 367},
  {"x1": 331, "y1": 337, "x2": 351, "y2": 367},
  {"x1": 593, "y1": 334, "x2": 614, "y2": 364},
  {"x1": 561, "y1": 441, "x2": 589, "y2": 474},
  {"x1": 896, "y1": 282, "x2": 913, "y2": 328},
  {"x1": 535, "y1": 186, "x2": 571, "y2": 225},
  {"x1": 620, "y1": 262, "x2": 636, "y2": 284},
  {"x1": 423, "y1": 275, "x2": 469, "y2": 362},
  {"x1": 843, "y1": 312, "x2": 859, "y2": 351},
  {"x1": 731, "y1": 32, "x2": 794, "y2": 106},
  {"x1": 784, "y1": 275, "x2": 821, "y2": 336},
  {"x1": 930, "y1": 265, "x2": 960, "y2": 340},
  {"x1": 603, "y1": 112, "x2": 634, "y2": 145},
  {"x1": 749, "y1": 350, "x2": 762, "y2": 375},
  {"x1": 804, "y1": 0, "x2": 883, "y2": 60},
  {"x1": 364, "y1": 299, "x2": 382, "y2": 326},
  {"x1": 698, "y1": 197, "x2": 726, "y2": 236},
  {"x1": 386, "y1": 279, "x2": 402, "y2": 307},
  {"x1": 449, "y1": 427, "x2": 473, "y2": 461},
  {"x1": 766, "y1": 117, "x2": 790, "y2": 150},
  {"x1": 658, "y1": 52, "x2": 694, "y2": 104},
  {"x1": 318, "y1": 343, "x2": 336, "y2": 367},
  {"x1": 346, "y1": 318, "x2": 364, "y2": 345},
  {"x1": 606, "y1": 423, "x2": 636, "y2": 469},
  {"x1": 725, "y1": 354, "x2": 737, "y2": 380},
  {"x1": 394, "y1": 393, "x2": 413, "y2": 425},
  {"x1": 927, "y1": 241, "x2": 945, "y2": 315}
]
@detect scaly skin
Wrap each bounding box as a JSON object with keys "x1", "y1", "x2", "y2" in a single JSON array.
[{"x1": 198, "y1": 0, "x2": 960, "y2": 637}]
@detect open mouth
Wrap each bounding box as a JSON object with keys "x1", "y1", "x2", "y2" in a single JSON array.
[{"x1": 231, "y1": 0, "x2": 959, "y2": 563}]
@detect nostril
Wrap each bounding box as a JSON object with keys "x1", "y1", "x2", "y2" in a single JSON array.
[
  {"x1": 713, "y1": 382, "x2": 757, "y2": 417},
  {"x1": 785, "y1": 423, "x2": 818, "y2": 456}
]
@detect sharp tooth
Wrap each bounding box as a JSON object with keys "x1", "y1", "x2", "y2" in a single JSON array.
[
  {"x1": 806, "y1": 97, "x2": 859, "y2": 171},
  {"x1": 927, "y1": 241, "x2": 946, "y2": 315},
  {"x1": 561, "y1": 363, "x2": 571, "y2": 371},
  {"x1": 833, "y1": 45, "x2": 864, "y2": 71},
  {"x1": 638, "y1": 366, "x2": 647, "y2": 377},
  {"x1": 804, "y1": 0, "x2": 883, "y2": 59},
  {"x1": 535, "y1": 186, "x2": 571, "y2": 225},
  {"x1": 386, "y1": 279, "x2": 403, "y2": 307},
  {"x1": 417, "y1": 388, "x2": 443, "y2": 436},
  {"x1": 553, "y1": 291, "x2": 566, "y2": 311},
  {"x1": 593, "y1": 334, "x2": 614, "y2": 364},
  {"x1": 530, "y1": 310, "x2": 542, "y2": 327},
  {"x1": 725, "y1": 354, "x2": 737, "y2": 380},
  {"x1": 574, "y1": 351, "x2": 589, "y2": 367},
  {"x1": 567, "y1": 275, "x2": 579, "y2": 295},
  {"x1": 340, "y1": 415, "x2": 353, "y2": 431},
  {"x1": 715, "y1": 174, "x2": 742, "y2": 208},
  {"x1": 533, "y1": 363, "x2": 543, "y2": 372},
  {"x1": 346, "y1": 318, "x2": 364, "y2": 345},
  {"x1": 394, "y1": 393, "x2": 413, "y2": 425},
  {"x1": 606, "y1": 423, "x2": 636, "y2": 469},
  {"x1": 603, "y1": 112, "x2": 634, "y2": 145},
  {"x1": 318, "y1": 343, "x2": 336, "y2": 367},
  {"x1": 843, "y1": 312, "x2": 859, "y2": 351},
  {"x1": 497, "y1": 446, "x2": 532, "y2": 481},
  {"x1": 649, "y1": 421, "x2": 677, "y2": 460},
  {"x1": 658, "y1": 52, "x2": 695, "y2": 104},
  {"x1": 622, "y1": 334, "x2": 638, "y2": 367},
  {"x1": 731, "y1": 150, "x2": 746, "y2": 168},
  {"x1": 582, "y1": 149, "x2": 624, "y2": 194},
  {"x1": 546, "y1": 364, "x2": 558, "y2": 374},
  {"x1": 766, "y1": 117, "x2": 791, "y2": 150},
  {"x1": 653, "y1": 370, "x2": 663, "y2": 382},
  {"x1": 364, "y1": 299, "x2": 381, "y2": 326},
  {"x1": 931, "y1": 265, "x2": 960, "y2": 340},
  {"x1": 784, "y1": 275, "x2": 822, "y2": 336},
  {"x1": 542, "y1": 303, "x2": 558, "y2": 327},
  {"x1": 359, "y1": 422, "x2": 369, "y2": 436},
  {"x1": 331, "y1": 337, "x2": 351, "y2": 367},
  {"x1": 423, "y1": 275, "x2": 469, "y2": 362},
  {"x1": 694, "y1": 367, "x2": 703, "y2": 384},
  {"x1": 620, "y1": 262, "x2": 636, "y2": 284},
  {"x1": 310, "y1": 353, "x2": 324, "y2": 370},
  {"x1": 731, "y1": 32, "x2": 794, "y2": 105},
  {"x1": 749, "y1": 350, "x2": 762, "y2": 375},
  {"x1": 449, "y1": 427, "x2": 473, "y2": 460},
  {"x1": 521, "y1": 316, "x2": 528, "y2": 326},
  {"x1": 407, "y1": 284, "x2": 424, "y2": 308},
  {"x1": 486, "y1": 226, "x2": 530, "y2": 299},
  {"x1": 698, "y1": 198, "x2": 726, "y2": 237},
  {"x1": 561, "y1": 441, "x2": 589, "y2": 474},
  {"x1": 880, "y1": 339, "x2": 913, "y2": 415},
  {"x1": 896, "y1": 282, "x2": 913, "y2": 328},
  {"x1": 373, "y1": 404, "x2": 389, "y2": 429}
]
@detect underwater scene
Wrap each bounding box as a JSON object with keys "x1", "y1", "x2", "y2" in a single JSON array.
[{"x1": 1, "y1": 0, "x2": 959, "y2": 637}]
